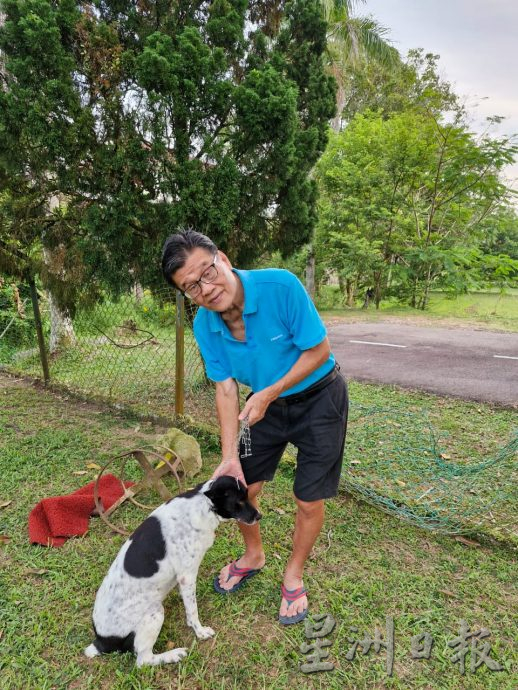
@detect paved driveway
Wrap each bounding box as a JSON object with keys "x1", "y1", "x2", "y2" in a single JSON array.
[{"x1": 328, "y1": 322, "x2": 518, "y2": 407}]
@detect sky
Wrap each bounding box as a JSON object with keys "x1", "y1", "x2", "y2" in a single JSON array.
[{"x1": 363, "y1": 0, "x2": 518, "y2": 187}]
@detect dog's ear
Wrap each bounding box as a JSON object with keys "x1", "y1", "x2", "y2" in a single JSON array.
[
  {"x1": 204, "y1": 476, "x2": 245, "y2": 507},
  {"x1": 203, "y1": 479, "x2": 223, "y2": 502},
  {"x1": 205, "y1": 475, "x2": 244, "y2": 497}
]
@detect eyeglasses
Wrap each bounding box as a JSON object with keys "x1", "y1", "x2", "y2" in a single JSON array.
[{"x1": 183, "y1": 255, "x2": 219, "y2": 299}]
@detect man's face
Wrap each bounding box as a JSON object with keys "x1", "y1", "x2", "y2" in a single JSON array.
[{"x1": 172, "y1": 247, "x2": 239, "y2": 312}]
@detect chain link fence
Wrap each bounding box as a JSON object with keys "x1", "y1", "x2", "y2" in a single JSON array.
[
  {"x1": 0, "y1": 279, "x2": 37, "y2": 369},
  {"x1": 0, "y1": 277, "x2": 217, "y2": 423}
]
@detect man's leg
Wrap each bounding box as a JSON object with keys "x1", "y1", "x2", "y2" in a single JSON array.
[
  {"x1": 216, "y1": 481, "x2": 266, "y2": 591},
  {"x1": 280, "y1": 497, "x2": 324, "y2": 620},
  {"x1": 280, "y1": 375, "x2": 348, "y2": 620}
]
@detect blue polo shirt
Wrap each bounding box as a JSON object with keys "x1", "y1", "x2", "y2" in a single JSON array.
[{"x1": 193, "y1": 268, "x2": 335, "y2": 396}]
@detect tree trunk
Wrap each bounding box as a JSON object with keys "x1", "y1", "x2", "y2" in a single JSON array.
[
  {"x1": 305, "y1": 249, "x2": 316, "y2": 301},
  {"x1": 337, "y1": 274, "x2": 346, "y2": 306},
  {"x1": 410, "y1": 276, "x2": 419, "y2": 309},
  {"x1": 373, "y1": 273, "x2": 382, "y2": 309},
  {"x1": 132, "y1": 281, "x2": 144, "y2": 303},
  {"x1": 42, "y1": 244, "x2": 77, "y2": 354},
  {"x1": 419, "y1": 266, "x2": 433, "y2": 310},
  {"x1": 330, "y1": 75, "x2": 346, "y2": 133},
  {"x1": 47, "y1": 290, "x2": 76, "y2": 353},
  {"x1": 346, "y1": 279, "x2": 356, "y2": 307},
  {"x1": 386, "y1": 255, "x2": 395, "y2": 290}
]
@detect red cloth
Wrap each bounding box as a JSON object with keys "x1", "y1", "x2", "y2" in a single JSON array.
[{"x1": 28, "y1": 474, "x2": 134, "y2": 547}]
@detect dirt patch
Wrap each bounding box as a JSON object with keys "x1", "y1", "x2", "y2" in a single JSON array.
[
  {"x1": 0, "y1": 371, "x2": 33, "y2": 389},
  {"x1": 323, "y1": 313, "x2": 513, "y2": 333}
]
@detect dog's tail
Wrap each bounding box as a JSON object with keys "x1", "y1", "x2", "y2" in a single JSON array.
[{"x1": 84, "y1": 643, "x2": 101, "y2": 658}]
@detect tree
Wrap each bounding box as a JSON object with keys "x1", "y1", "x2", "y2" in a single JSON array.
[
  {"x1": 0, "y1": 0, "x2": 336, "y2": 315},
  {"x1": 341, "y1": 49, "x2": 458, "y2": 123},
  {"x1": 315, "y1": 106, "x2": 517, "y2": 308},
  {"x1": 321, "y1": 0, "x2": 398, "y2": 131},
  {"x1": 302, "y1": 0, "x2": 398, "y2": 298}
]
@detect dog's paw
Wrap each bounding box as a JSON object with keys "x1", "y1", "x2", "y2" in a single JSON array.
[
  {"x1": 165, "y1": 647, "x2": 188, "y2": 663},
  {"x1": 195, "y1": 625, "x2": 216, "y2": 640}
]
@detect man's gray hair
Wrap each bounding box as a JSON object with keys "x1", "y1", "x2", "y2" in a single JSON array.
[{"x1": 161, "y1": 229, "x2": 218, "y2": 287}]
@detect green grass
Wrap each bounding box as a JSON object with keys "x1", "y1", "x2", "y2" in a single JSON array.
[
  {"x1": 0, "y1": 374, "x2": 516, "y2": 689},
  {"x1": 317, "y1": 289, "x2": 518, "y2": 331}
]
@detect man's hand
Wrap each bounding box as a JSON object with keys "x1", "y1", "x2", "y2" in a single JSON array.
[
  {"x1": 211, "y1": 458, "x2": 247, "y2": 486},
  {"x1": 238, "y1": 388, "x2": 277, "y2": 426}
]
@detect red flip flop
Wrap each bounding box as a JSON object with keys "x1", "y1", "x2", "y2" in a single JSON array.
[
  {"x1": 213, "y1": 559, "x2": 262, "y2": 594},
  {"x1": 279, "y1": 584, "x2": 308, "y2": 625}
]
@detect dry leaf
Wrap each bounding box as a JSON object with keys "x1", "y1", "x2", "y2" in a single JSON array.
[
  {"x1": 350, "y1": 460, "x2": 361, "y2": 465},
  {"x1": 438, "y1": 589, "x2": 456, "y2": 598},
  {"x1": 273, "y1": 507, "x2": 286, "y2": 515},
  {"x1": 440, "y1": 453, "x2": 451, "y2": 460},
  {"x1": 0, "y1": 535, "x2": 11, "y2": 544},
  {"x1": 25, "y1": 568, "x2": 48, "y2": 576},
  {"x1": 0, "y1": 500, "x2": 12, "y2": 509},
  {"x1": 86, "y1": 462, "x2": 101, "y2": 470},
  {"x1": 165, "y1": 640, "x2": 176, "y2": 650},
  {"x1": 72, "y1": 470, "x2": 88, "y2": 476},
  {"x1": 395, "y1": 480, "x2": 406, "y2": 487},
  {"x1": 455, "y1": 536, "x2": 480, "y2": 547}
]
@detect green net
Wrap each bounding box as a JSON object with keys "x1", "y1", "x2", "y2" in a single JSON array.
[{"x1": 342, "y1": 405, "x2": 518, "y2": 540}]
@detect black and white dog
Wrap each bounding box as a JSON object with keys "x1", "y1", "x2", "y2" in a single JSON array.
[{"x1": 84, "y1": 476, "x2": 260, "y2": 667}]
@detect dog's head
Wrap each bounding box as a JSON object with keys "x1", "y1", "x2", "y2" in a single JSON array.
[{"x1": 204, "y1": 476, "x2": 261, "y2": 525}]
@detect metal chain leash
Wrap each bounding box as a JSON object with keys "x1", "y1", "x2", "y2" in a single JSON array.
[{"x1": 238, "y1": 415, "x2": 252, "y2": 458}]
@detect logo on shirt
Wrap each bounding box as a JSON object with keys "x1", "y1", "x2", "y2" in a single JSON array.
[{"x1": 270, "y1": 334, "x2": 284, "y2": 341}]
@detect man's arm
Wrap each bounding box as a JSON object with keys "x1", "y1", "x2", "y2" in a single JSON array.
[
  {"x1": 211, "y1": 377, "x2": 246, "y2": 483},
  {"x1": 239, "y1": 337, "x2": 331, "y2": 426}
]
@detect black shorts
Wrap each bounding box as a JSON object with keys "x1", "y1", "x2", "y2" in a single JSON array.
[{"x1": 239, "y1": 368, "x2": 348, "y2": 502}]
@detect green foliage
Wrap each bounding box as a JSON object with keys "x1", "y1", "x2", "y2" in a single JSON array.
[
  {"x1": 315, "y1": 65, "x2": 518, "y2": 308},
  {"x1": 0, "y1": 0, "x2": 336, "y2": 307},
  {"x1": 479, "y1": 204, "x2": 518, "y2": 261},
  {"x1": 342, "y1": 49, "x2": 460, "y2": 123},
  {"x1": 0, "y1": 279, "x2": 34, "y2": 360},
  {"x1": 321, "y1": 0, "x2": 400, "y2": 132}
]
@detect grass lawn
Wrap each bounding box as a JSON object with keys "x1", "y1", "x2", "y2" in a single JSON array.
[
  {"x1": 317, "y1": 289, "x2": 518, "y2": 332},
  {"x1": 0, "y1": 374, "x2": 516, "y2": 690}
]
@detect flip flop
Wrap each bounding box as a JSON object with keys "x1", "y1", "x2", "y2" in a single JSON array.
[
  {"x1": 213, "y1": 559, "x2": 262, "y2": 594},
  {"x1": 278, "y1": 584, "x2": 308, "y2": 625}
]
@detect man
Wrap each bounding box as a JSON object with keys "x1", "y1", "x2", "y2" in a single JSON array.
[{"x1": 162, "y1": 229, "x2": 348, "y2": 625}]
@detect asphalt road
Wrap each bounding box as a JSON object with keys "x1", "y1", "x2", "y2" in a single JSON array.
[{"x1": 328, "y1": 322, "x2": 518, "y2": 407}]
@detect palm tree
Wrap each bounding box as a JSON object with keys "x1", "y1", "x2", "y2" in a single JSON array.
[
  {"x1": 305, "y1": 1, "x2": 399, "y2": 298},
  {"x1": 322, "y1": 0, "x2": 399, "y2": 130}
]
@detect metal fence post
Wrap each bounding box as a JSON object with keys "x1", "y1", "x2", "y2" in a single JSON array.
[
  {"x1": 28, "y1": 276, "x2": 50, "y2": 384},
  {"x1": 175, "y1": 289, "x2": 185, "y2": 415}
]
